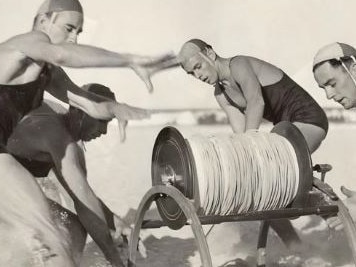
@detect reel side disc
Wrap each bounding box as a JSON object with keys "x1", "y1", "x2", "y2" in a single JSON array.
[
  {"x1": 151, "y1": 127, "x2": 196, "y2": 229},
  {"x1": 271, "y1": 122, "x2": 313, "y2": 208}
]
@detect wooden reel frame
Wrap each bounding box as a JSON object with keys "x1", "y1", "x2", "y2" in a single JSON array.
[{"x1": 128, "y1": 122, "x2": 356, "y2": 266}]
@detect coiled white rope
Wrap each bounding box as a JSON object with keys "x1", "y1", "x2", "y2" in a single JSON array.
[{"x1": 187, "y1": 131, "x2": 299, "y2": 215}]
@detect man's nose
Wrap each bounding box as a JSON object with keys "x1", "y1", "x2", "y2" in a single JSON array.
[
  {"x1": 68, "y1": 33, "x2": 78, "y2": 44},
  {"x1": 195, "y1": 73, "x2": 203, "y2": 80},
  {"x1": 192, "y1": 70, "x2": 201, "y2": 79},
  {"x1": 325, "y1": 86, "x2": 336, "y2": 100}
]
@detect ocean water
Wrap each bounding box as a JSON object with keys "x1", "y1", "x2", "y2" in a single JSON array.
[{"x1": 81, "y1": 123, "x2": 356, "y2": 266}]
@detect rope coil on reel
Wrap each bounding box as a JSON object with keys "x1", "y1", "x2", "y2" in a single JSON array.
[
  {"x1": 151, "y1": 122, "x2": 313, "y2": 230},
  {"x1": 187, "y1": 131, "x2": 299, "y2": 216}
]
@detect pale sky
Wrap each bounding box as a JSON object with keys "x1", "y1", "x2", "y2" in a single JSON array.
[{"x1": 1, "y1": 0, "x2": 356, "y2": 108}]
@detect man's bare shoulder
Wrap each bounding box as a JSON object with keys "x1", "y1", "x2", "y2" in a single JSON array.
[
  {"x1": 7, "y1": 103, "x2": 71, "y2": 156},
  {"x1": 15, "y1": 102, "x2": 69, "y2": 140},
  {"x1": 0, "y1": 31, "x2": 52, "y2": 83},
  {"x1": 230, "y1": 56, "x2": 251, "y2": 70},
  {"x1": 2, "y1": 31, "x2": 50, "y2": 48}
]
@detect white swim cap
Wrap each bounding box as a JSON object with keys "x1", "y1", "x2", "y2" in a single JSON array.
[
  {"x1": 313, "y1": 42, "x2": 356, "y2": 69},
  {"x1": 178, "y1": 39, "x2": 212, "y2": 64},
  {"x1": 37, "y1": 0, "x2": 83, "y2": 15}
]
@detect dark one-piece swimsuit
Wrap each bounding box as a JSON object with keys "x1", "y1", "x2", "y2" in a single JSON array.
[
  {"x1": 219, "y1": 72, "x2": 328, "y2": 133},
  {"x1": 0, "y1": 65, "x2": 50, "y2": 153}
]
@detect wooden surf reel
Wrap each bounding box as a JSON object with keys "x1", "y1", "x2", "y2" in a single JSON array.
[{"x1": 151, "y1": 122, "x2": 313, "y2": 230}]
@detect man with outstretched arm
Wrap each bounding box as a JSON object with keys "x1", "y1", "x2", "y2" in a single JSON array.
[
  {"x1": 0, "y1": 0, "x2": 172, "y2": 266},
  {"x1": 7, "y1": 83, "x2": 145, "y2": 266}
]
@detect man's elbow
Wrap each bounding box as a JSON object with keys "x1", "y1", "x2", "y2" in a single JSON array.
[
  {"x1": 49, "y1": 47, "x2": 71, "y2": 66},
  {"x1": 249, "y1": 98, "x2": 265, "y2": 110}
]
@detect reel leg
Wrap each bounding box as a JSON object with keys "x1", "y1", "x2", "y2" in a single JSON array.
[
  {"x1": 257, "y1": 221, "x2": 269, "y2": 267},
  {"x1": 128, "y1": 185, "x2": 213, "y2": 267}
]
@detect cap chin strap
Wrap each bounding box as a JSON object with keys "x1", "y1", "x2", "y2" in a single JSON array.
[
  {"x1": 47, "y1": 12, "x2": 58, "y2": 36},
  {"x1": 198, "y1": 51, "x2": 215, "y2": 67},
  {"x1": 340, "y1": 56, "x2": 356, "y2": 85}
]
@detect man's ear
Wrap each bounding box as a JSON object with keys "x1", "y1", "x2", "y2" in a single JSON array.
[
  {"x1": 350, "y1": 60, "x2": 356, "y2": 77},
  {"x1": 37, "y1": 13, "x2": 58, "y2": 30},
  {"x1": 205, "y1": 47, "x2": 217, "y2": 61},
  {"x1": 39, "y1": 14, "x2": 50, "y2": 25}
]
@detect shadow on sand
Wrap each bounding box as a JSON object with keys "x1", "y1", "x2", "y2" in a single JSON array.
[{"x1": 80, "y1": 209, "x2": 353, "y2": 266}]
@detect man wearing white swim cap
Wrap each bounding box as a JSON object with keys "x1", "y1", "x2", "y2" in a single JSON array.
[
  {"x1": 313, "y1": 43, "x2": 356, "y2": 231},
  {"x1": 313, "y1": 42, "x2": 356, "y2": 110},
  {"x1": 178, "y1": 39, "x2": 328, "y2": 153},
  {"x1": 36, "y1": 0, "x2": 84, "y2": 14},
  {"x1": 176, "y1": 38, "x2": 334, "y2": 256},
  {"x1": 0, "y1": 0, "x2": 173, "y2": 266}
]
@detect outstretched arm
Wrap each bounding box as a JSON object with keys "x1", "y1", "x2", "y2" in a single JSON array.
[
  {"x1": 230, "y1": 57, "x2": 265, "y2": 131},
  {"x1": 46, "y1": 65, "x2": 150, "y2": 142},
  {"x1": 6, "y1": 31, "x2": 175, "y2": 92},
  {"x1": 49, "y1": 136, "x2": 124, "y2": 266}
]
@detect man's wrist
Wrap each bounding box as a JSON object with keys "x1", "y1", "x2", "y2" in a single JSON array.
[{"x1": 107, "y1": 101, "x2": 119, "y2": 118}]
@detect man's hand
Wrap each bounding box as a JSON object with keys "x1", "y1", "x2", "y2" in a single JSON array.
[
  {"x1": 327, "y1": 186, "x2": 356, "y2": 230},
  {"x1": 113, "y1": 103, "x2": 151, "y2": 142},
  {"x1": 131, "y1": 53, "x2": 178, "y2": 93},
  {"x1": 111, "y1": 215, "x2": 147, "y2": 258},
  {"x1": 131, "y1": 65, "x2": 155, "y2": 93}
]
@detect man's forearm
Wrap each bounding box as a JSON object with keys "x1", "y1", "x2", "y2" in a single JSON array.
[
  {"x1": 68, "y1": 91, "x2": 115, "y2": 120},
  {"x1": 54, "y1": 43, "x2": 137, "y2": 68},
  {"x1": 245, "y1": 104, "x2": 264, "y2": 131}
]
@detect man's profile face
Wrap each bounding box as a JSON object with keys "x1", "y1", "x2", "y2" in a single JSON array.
[
  {"x1": 46, "y1": 11, "x2": 83, "y2": 44},
  {"x1": 182, "y1": 53, "x2": 219, "y2": 85},
  {"x1": 314, "y1": 62, "x2": 356, "y2": 109},
  {"x1": 81, "y1": 116, "x2": 109, "y2": 142}
]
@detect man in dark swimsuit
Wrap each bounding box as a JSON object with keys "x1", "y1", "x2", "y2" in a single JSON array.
[
  {"x1": 0, "y1": 0, "x2": 173, "y2": 266},
  {"x1": 6, "y1": 83, "x2": 145, "y2": 266},
  {"x1": 177, "y1": 38, "x2": 329, "y2": 252},
  {"x1": 313, "y1": 42, "x2": 356, "y2": 230},
  {"x1": 178, "y1": 39, "x2": 328, "y2": 153}
]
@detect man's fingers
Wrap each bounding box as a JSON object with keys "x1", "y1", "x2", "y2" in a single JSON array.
[
  {"x1": 118, "y1": 120, "x2": 128, "y2": 142},
  {"x1": 121, "y1": 227, "x2": 131, "y2": 237},
  {"x1": 326, "y1": 217, "x2": 342, "y2": 229},
  {"x1": 115, "y1": 103, "x2": 150, "y2": 120},
  {"x1": 138, "y1": 239, "x2": 147, "y2": 258},
  {"x1": 144, "y1": 78, "x2": 153, "y2": 94},
  {"x1": 127, "y1": 106, "x2": 151, "y2": 119},
  {"x1": 334, "y1": 223, "x2": 344, "y2": 231},
  {"x1": 341, "y1": 186, "x2": 356, "y2": 198}
]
